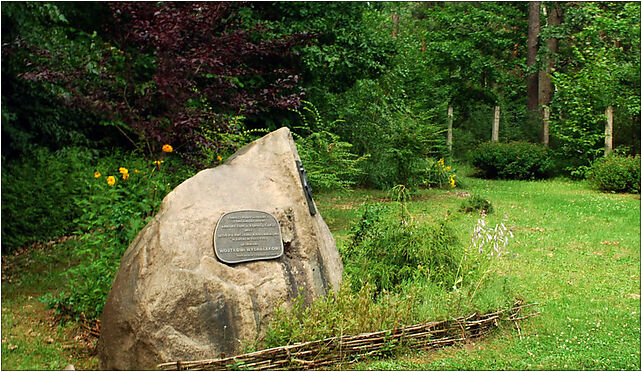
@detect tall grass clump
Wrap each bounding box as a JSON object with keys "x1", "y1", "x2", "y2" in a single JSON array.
[{"x1": 343, "y1": 203, "x2": 460, "y2": 295}]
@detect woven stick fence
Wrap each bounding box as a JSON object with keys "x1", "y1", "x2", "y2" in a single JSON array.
[{"x1": 157, "y1": 301, "x2": 538, "y2": 371}]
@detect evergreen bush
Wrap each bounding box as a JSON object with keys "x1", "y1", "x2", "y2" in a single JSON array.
[
  {"x1": 470, "y1": 141, "x2": 553, "y2": 180},
  {"x1": 587, "y1": 153, "x2": 641, "y2": 193}
]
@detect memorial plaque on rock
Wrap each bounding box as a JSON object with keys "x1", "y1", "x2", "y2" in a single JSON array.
[{"x1": 214, "y1": 210, "x2": 284, "y2": 264}]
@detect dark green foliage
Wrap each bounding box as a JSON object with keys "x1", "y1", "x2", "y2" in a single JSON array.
[
  {"x1": 587, "y1": 153, "x2": 641, "y2": 193},
  {"x1": 459, "y1": 196, "x2": 494, "y2": 214},
  {"x1": 255, "y1": 2, "x2": 395, "y2": 96},
  {"x1": 343, "y1": 204, "x2": 460, "y2": 295},
  {"x1": 470, "y1": 142, "x2": 553, "y2": 180},
  {"x1": 1, "y1": 147, "x2": 95, "y2": 252},
  {"x1": 1, "y1": 3, "x2": 107, "y2": 158}
]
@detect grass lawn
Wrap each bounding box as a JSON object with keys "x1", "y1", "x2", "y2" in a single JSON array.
[
  {"x1": 316, "y1": 175, "x2": 641, "y2": 370},
  {"x1": 2, "y1": 172, "x2": 640, "y2": 370}
]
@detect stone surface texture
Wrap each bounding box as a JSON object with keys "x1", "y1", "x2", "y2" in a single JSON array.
[{"x1": 97, "y1": 128, "x2": 343, "y2": 369}]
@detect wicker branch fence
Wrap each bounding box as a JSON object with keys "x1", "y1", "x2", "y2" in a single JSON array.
[{"x1": 157, "y1": 301, "x2": 539, "y2": 371}]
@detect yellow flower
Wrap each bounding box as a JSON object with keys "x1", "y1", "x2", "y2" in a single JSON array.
[
  {"x1": 445, "y1": 166, "x2": 451, "y2": 172},
  {"x1": 438, "y1": 158, "x2": 445, "y2": 167},
  {"x1": 449, "y1": 174, "x2": 456, "y2": 188},
  {"x1": 134, "y1": 169, "x2": 140, "y2": 173},
  {"x1": 162, "y1": 144, "x2": 173, "y2": 153},
  {"x1": 119, "y1": 167, "x2": 129, "y2": 174},
  {"x1": 122, "y1": 173, "x2": 130, "y2": 180},
  {"x1": 107, "y1": 176, "x2": 116, "y2": 186},
  {"x1": 217, "y1": 155, "x2": 223, "y2": 162},
  {"x1": 153, "y1": 160, "x2": 163, "y2": 166},
  {"x1": 94, "y1": 171, "x2": 101, "y2": 178}
]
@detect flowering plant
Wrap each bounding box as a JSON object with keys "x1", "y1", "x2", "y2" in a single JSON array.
[
  {"x1": 50, "y1": 147, "x2": 196, "y2": 320},
  {"x1": 453, "y1": 212, "x2": 513, "y2": 297},
  {"x1": 421, "y1": 158, "x2": 457, "y2": 189}
]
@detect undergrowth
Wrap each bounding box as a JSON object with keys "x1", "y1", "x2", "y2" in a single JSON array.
[{"x1": 263, "y1": 186, "x2": 516, "y2": 350}]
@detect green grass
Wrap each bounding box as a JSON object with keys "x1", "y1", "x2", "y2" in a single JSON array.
[
  {"x1": 1, "y1": 240, "x2": 99, "y2": 370},
  {"x1": 2, "y1": 173, "x2": 639, "y2": 370},
  {"x1": 316, "y1": 176, "x2": 641, "y2": 370}
]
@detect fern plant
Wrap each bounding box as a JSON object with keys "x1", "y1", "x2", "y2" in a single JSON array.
[{"x1": 291, "y1": 102, "x2": 368, "y2": 191}]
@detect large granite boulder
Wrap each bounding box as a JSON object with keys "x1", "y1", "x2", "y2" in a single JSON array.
[{"x1": 97, "y1": 127, "x2": 343, "y2": 370}]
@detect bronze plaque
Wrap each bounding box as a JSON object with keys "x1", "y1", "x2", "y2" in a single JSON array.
[{"x1": 213, "y1": 210, "x2": 284, "y2": 264}]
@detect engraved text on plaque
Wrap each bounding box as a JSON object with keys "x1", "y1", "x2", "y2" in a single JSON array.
[{"x1": 213, "y1": 210, "x2": 284, "y2": 264}]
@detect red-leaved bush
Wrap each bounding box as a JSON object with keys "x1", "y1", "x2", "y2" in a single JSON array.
[{"x1": 19, "y1": 2, "x2": 311, "y2": 160}]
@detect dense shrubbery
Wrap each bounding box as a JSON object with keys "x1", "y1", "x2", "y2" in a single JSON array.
[
  {"x1": 587, "y1": 153, "x2": 641, "y2": 193},
  {"x1": 1, "y1": 147, "x2": 95, "y2": 252},
  {"x1": 327, "y1": 79, "x2": 447, "y2": 189},
  {"x1": 470, "y1": 141, "x2": 553, "y2": 180},
  {"x1": 296, "y1": 131, "x2": 367, "y2": 192}
]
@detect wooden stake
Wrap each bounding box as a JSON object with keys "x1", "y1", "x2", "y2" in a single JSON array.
[
  {"x1": 542, "y1": 106, "x2": 550, "y2": 146},
  {"x1": 447, "y1": 106, "x2": 454, "y2": 153},
  {"x1": 492, "y1": 106, "x2": 500, "y2": 142},
  {"x1": 605, "y1": 105, "x2": 613, "y2": 156}
]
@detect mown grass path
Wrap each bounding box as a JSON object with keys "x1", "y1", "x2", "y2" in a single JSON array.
[
  {"x1": 317, "y1": 177, "x2": 640, "y2": 370},
  {"x1": 2, "y1": 176, "x2": 639, "y2": 370}
]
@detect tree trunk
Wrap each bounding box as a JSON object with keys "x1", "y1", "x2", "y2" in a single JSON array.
[
  {"x1": 391, "y1": 13, "x2": 399, "y2": 38},
  {"x1": 492, "y1": 106, "x2": 500, "y2": 142},
  {"x1": 527, "y1": 1, "x2": 541, "y2": 112},
  {"x1": 539, "y1": 2, "x2": 563, "y2": 145},
  {"x1": 447, "y1": 106, "x2": 454, "y2": 153},
  {"x1": 605, "y1": 106, "x2": 613, "y2": 156}
]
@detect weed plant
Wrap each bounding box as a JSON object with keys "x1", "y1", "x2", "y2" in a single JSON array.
[
  {"x1": 421, "y1": 157, "x2": 458, "y2": 189},
  {"x1": 459, "y1": 195, "x2": 494, "y2": 214}
]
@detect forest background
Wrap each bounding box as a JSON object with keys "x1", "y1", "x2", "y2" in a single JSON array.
[{"x1": 1, "y1": 0, "x2": 640, "y2": 331}]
